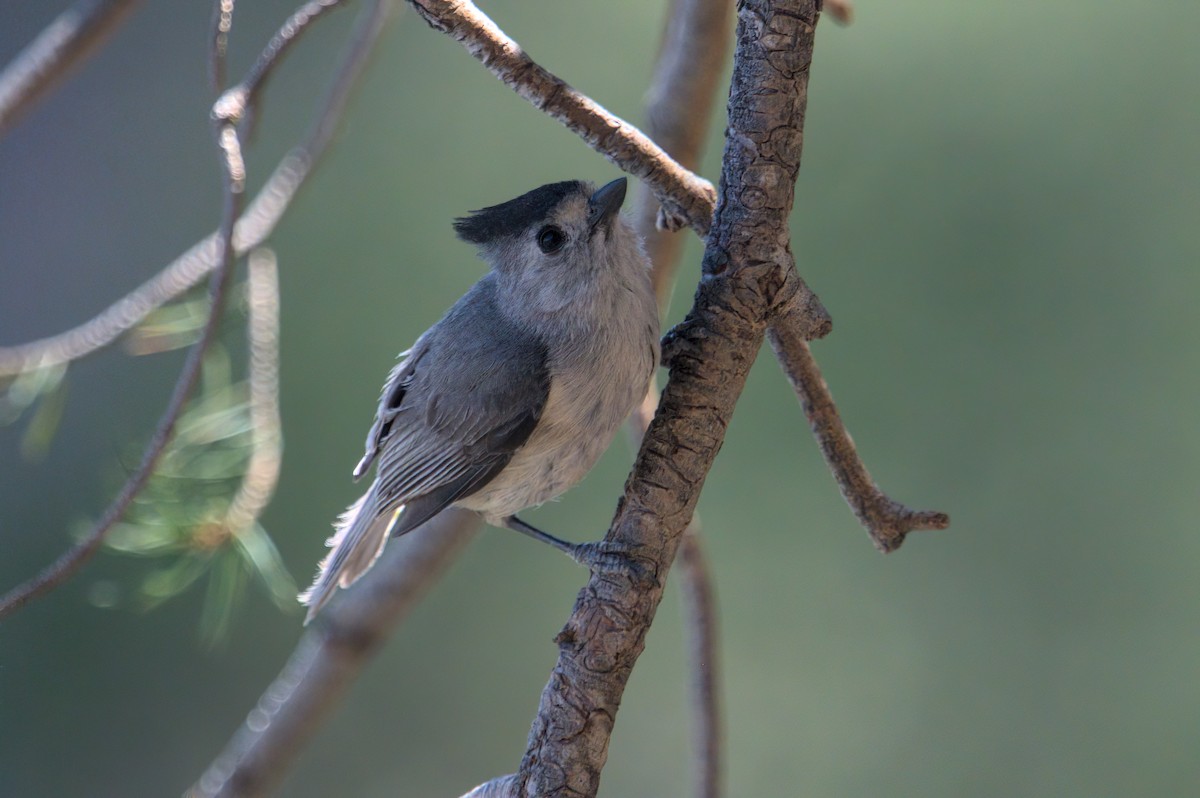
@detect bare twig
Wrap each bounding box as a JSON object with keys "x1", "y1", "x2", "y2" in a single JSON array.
[
  {"x1": 222, "y1": 249, "x2": 283, "y2": 536},
  {"x1": 0, "y1": 86, "x2": 247, "y2": 623},
  {"x1": 189, "y1": 510, "x2": 478, "y2": 798},
  {"x1": 676, "y1": 530, "x2": 720, "y2": 798},
  {"x1": 0, "y1": 1, "x2": 383, "y2": 379},
  {"x1": 0, "y1": 0, "x2": 144, "y2": 138},
  {"x1": 634, "y1": 0, "x2": 733, "y2": 309},
  {"x1": 210, "y1": 0, "x2": 236, "y2": 91},
  {"x1": 767, "y1": 312, "x2": 950, "y2": 552},
  {"x1": 0, "y1": 0, "x2": 364, "y2": 621},
  {"x1": 214, "y1": 0, "x2": 348, "y2": 127},
  {"x1": 406, "y1": 0, "x2": 718, "y2": 235},
  {"x1": 822, "y1": 0, "x2": 855, "y2": 25}
]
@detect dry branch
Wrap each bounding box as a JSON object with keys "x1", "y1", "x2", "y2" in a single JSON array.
[
  {"x1": 506, "y1": 2, "x2": 827, "y2": 794},
  {"x1": 0, "y1": 0, "x2": 144, "y2": 138},
  {"x1": 0, "y1": 0, "x2": 370, "y2": 621},
  {"x1": 407, "y1": 0, "x2": 717, "y2": 234},
  {"x1": 0, "y1": 78, "x2": 247, "y2": 622},
  {"x1": 189, "y1": 511, "x2": 479, "y2": 798},
  {"x1": 767, "y1": 318, "x2": 950, "y2": 551},
  {"x1": 630, "y1": 1, "x2": 734, "y2": 795},
  {"x1": 0, "y1": 0, "x2": 380, "y2": 379}
]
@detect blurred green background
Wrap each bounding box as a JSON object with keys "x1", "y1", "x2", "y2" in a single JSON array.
[{"x1": 2, "y1": 1, "x2": 1198, "y2": 796}]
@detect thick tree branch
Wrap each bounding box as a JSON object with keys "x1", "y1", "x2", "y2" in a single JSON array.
[
  {"x1": 0, "y1": 76, "x2": 247, "y2": 623},
  {"x1": 767, "y1": 316, "x2": 950, "y2": 551},
  {"x1": 188, "y1": 510, "x2": 479, "y2": 798},
  {"x1": 0, "y1": 0, "x2": 144, "y2": 138},
  {"x1": 507, "y1": 3, "x2": 827, "y2": 795},
  {"x1": 630, "y1": 2, "x2": 733, "y2": 796},
  {"x1": 0, "y1": 0, "x2": 385, "y2": 379}
]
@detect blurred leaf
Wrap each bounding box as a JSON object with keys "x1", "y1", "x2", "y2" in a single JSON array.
[
  {"x1": 199, "y1": 552, "x2": 246, "y2": 646},
  {"x1": 19, "y1": 370, "x2": 68, "y2": 461},
  {"x1": 236, "y1": 522, "x2": 299, "y2": 612},
  {"x1": 140, "y1": 553, "x2": 213, "y2": 610},
  {"x1": 126, "y1": 295, "x2": 211, "y2": 356},
  {"x1": 0, "y1": 362, "x2": 66, "y2": 426}
]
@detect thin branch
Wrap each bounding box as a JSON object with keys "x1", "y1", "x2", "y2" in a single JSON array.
[
  {"x1": 676, "y1": 529, "x2": 720, "y2": 798},
  {"x1": 406, "y1": 0, "x2": 718, "y2": 235},
  {"x1": 188, "y1": 510, "x2": 479, "y2": 798},
  {"x1": 634, "y1": 0, "x2": 733, "y2": 310},
  {"x1": 767, "y1": 313, "x2": 950, "y2": 552},
  {"x1": 210, "y1": 0, "x2": 235, "y2": 92},
  {"x1": 0, "y1": 0, "x2": 364, "y2": 621},
  {"x1": 0, "y1": 0, "x2": 382, "y2": 379},
  {"x1": 0, "y1": 0, "x2": 144, "y2": 138},
  {"x1": 222, "y1": 249, "x2": 283, "y2": 536},
  {"x1": 0, "y1": 87, "x2": 247, "y2": 623},
  {"x1": 213, "y1": 0, "x2": 348, "y2": 127}
]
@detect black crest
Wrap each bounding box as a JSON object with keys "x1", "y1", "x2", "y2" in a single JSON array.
[{"x1": 453, "y1": 180, "x2": 586, "y2": 245}]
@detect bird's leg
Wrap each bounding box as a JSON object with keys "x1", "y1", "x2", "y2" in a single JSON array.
[{"x1": 502, "y1": 515, "x2": 652, "y2": 582}]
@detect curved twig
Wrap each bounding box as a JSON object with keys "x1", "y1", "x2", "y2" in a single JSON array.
[
  {"x1": 0, "y1": 0, "x2": 373, "y2": 379},
  {"x1": 222, "y1": 249, "x2": 283, "y2": 536},
  {"x1": 0, "y1": 97, "x2": 247, "y2": 623},
  {"x1": 0, "y1": 0, "x2": 144, "y2": 138}
]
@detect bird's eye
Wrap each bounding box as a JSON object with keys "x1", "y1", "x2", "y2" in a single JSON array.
[{"x1": 536, "y1": 226, "x2": 566, "y2": 254}]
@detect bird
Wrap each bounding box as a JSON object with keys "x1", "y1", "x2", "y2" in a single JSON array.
[{"x1": 300, "y1": 177, "x2": 661, "y2": 622}]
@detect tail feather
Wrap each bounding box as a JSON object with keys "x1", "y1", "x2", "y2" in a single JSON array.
[{"x1": 300, "y1": 483, "x2": 402, "y2": 623}]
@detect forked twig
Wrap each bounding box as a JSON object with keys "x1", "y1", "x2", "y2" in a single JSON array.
[
  {"x1": 767, "y1": 310, "x2": 950, "y2": 552},
  {"x1": 0, "y1": 86, "x2": 247, "y2": 623},
  {"x1": 0, "y1": 0, "x2": 373, "y2": 379},
  {"x1": 0, "y1": 0, "x2": 364, "y2": 622}
]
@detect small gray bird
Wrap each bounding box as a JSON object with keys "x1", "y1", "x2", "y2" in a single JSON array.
[{"x1": 300, "y1": 178, "x2": 660, "y2": 622}]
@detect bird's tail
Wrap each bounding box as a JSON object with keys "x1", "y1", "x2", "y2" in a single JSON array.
[{"x1": 299, "y1": 482, "x2": 401, "y2": 624}]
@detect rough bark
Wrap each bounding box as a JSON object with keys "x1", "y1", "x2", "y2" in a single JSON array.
[{"x1": 510, "y1": 3, "x2": 829, "y2": 795}]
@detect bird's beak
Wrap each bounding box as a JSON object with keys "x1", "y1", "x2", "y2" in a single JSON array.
[{"x1": 587, "y1": 177, "x2": 627, "y2": 233}]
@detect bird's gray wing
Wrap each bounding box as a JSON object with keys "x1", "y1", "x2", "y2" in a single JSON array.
[{"x1": 357, "y1": 278, "x2": 551, "y2": 532}]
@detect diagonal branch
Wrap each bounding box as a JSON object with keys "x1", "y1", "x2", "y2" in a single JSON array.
[
  {"x1": 0, "y1": 0, "x2": 366, "y2": 622},
  {"x1": 506, "y1": 2, "x2": 827, "y2": 794},
  {"x1": 0, "y1": 0, "x2": 144, "y2": 138},
  {"x1": 406, "y1": 0, "x2": 717, "y2": 235},
  {"x1": 0, "y1": 0, "x2": 379, "y2": 380},
  {"x1": 0, "y1": 66, "x2": 247, "y2": 624},
  {"x1": 767, "y1": 313, "x2": 950, "y2": 552},
  {"x1": 188, "y1": 510, "x2": 479, "y2": 798}
]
